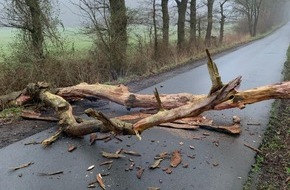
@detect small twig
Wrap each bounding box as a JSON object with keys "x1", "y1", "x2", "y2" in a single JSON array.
[
  {"x1": 24, "y1": 141, "x2": 41, "y2": 145},
  {"x1": 41, "y1": 128, "x2": 63, "y2": 146},
  {"x1": 154, "y1": 88, "x2": 164, "y2": 111},
  {"x1": 10, "y1": 162, "x2": 34, "y2": 171},
  {"x1": 99, "y1": 160, "x2": 113, "y2": 166},
  {"x1": 247, "y1": 123, "x2": 261, "y2": 126},
  {"x1": 244, "y1": 143, "x2": 262, "y2": 154},
  {"x1": 38, "y1": 171, "x2": 64, "y2": 176}
]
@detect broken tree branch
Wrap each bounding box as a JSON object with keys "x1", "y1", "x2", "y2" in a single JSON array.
[
  {"x1": 133, "y1": 76, "x2": 241, "y2": 137},
  {"x1": 206, "y1": 49, "x2": 223, "y2": 95},
  {"x1": 1, "y1": 49, "x2": 290, "y2": 143}
]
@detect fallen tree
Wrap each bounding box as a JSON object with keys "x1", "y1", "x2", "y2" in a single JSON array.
[{"x1": 1, "y1": 50, "x2": 290, "y2": 144}]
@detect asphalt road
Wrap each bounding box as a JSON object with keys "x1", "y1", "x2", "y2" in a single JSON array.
[{"x1": 1, "y1": 23, "x2": 290, "y2": 190}]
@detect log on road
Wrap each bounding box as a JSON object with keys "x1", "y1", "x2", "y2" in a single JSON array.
[{"x1": 1, "y1": 49, "x2": 290, "y2": 144}]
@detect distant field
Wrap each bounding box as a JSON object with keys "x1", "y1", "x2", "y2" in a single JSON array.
[
  {"x1": 61, "y1": 27, "x2": 93, "y2": 51},
  {"x1": 0, "y1": 27, "x2": 93, "y2": 57},
  {"x1": 0, "y1": 23, "x2": 233, "y2": 58},
  {"x1": 0, "y1": 28, "x2": 16, "y2": 54}
]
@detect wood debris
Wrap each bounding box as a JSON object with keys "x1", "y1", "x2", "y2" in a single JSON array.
[
  {"x1": 200, "y1": 123, "x2": 241, "y2": 135},
  {"x1": 170, "y1": 150, "x2": 182, "y2": 168},
  {"x1": 3, "y1": 49, "x2": 290, "y2": 147},
  {"x1": 128, "y1": 161, "x2": 135, "y2": 170},
  {"x1": 147, "y1": 187, "x2": 161, "y2": 190},
  {"x1": 21, "y1": 110, "x2": 58, "y2": 122},
  {"x1": 87, "y1": 184, "x2": 96, "y2": 188},
  {"x1": 243, "y1": 143, "x2": 262, "y2": 154},
  {"x1": 136, "y1": 167, "x2": 145, "y2": 179},
  {"x1": 149, "y1": 159, "x2": 163, "y2": 169},
  {"x1": 182, "y1": 163, "x2": 189, "y2": 168},
  {"x1": 87, "y1": 165, "x2": 95, "y2": 171},
  {"x1": 164, "y1": 168, "x2": 172, "y2": 174},
  {"x1": 38, "y1": 171, "x2": 64, "y2": 176},
  {"x1": 158, "y1": 122, "x2": 199, "y2": 130},
  {"x1": 68, "y1": 145, "x2": 77, "y2": 152},
  {"x1": 89, "y1": 133, "x2": 97, "y2": 145},
  {"x1": 115, "y1": 148, "x2": 123, "y2": 154},
  {"x1": 24, "y1": 141, "x2": 41, "y2": 145},
  {"x1": 102, "y1": 151, "x2": 125, "y2": 159},
  {"x1": 99, "y1": 160, "x2": 113, "y2": 166},
  {"x1": 187, "y1": 154, "x2": 196, "y2": 159},
  {"x1": 155, "y1": 152, "x2": 168, "y2": 159},
  {"x1": 213, "y1": 163, "x2": 219, "y2": 167},
  {"x1": 233, "y1": 116, "x2": 241, "y2": 123},
  {"x1": 97, "y1": 173, "x2": 106, "y2": 190},
  {"x1": 122, "y1": 150, "x2": 141, "y2": 156},
  {"x1": 247, "y1": 123, "x2": 261, "y2": 126},
  {"x1": 10, "y1": 162, "x2": 34, "y2": 171}
]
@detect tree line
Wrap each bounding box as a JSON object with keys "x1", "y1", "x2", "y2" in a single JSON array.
[{"x1": 0, "y1": 0, "x2": 289, "y2": 81}]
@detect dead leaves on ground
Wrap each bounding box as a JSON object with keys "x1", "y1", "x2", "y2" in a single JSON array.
[
  {"x1": 88, "y1": 173, "x2": 106, "y2": 189},
  {"x1": 67, "y1": 144, "x2": 77, "y2": 152},
  {"x1": 149, "y1": 159, "x2": 163, "y2": 169},
  {"x1": 102, "y1": 151, "x2": 125, "y2": 159},
  {"x1": 136, "y1": 167, "x2": 145, "y2": 179},
  {"x1": 170, "y1": 150, "x2": 182, "y2": 168},
  {"x1": 101, "y1": 149, "x2": 141, "y2": 159}
]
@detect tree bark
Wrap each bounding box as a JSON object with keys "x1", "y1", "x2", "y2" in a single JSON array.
[
  {"x1": 189, "y1": 0, "x2": 197, "y2": 47},
  {"x1": 2, "y1": 50, "x2": 290, "y2": 143},
  {"x1": 152, "y1": 0, "x2": 158, "y2": 59},
  {"x1": 175, "y1": 0, "x2": 188, "y2": 52},
  {"x1": 205, "y1": 0, "x2": 215, "y2": 47},
  {"x1": 24, "y1": 0, "x2": 44, "y2": 59},
  {"x1": 109, "y1": 0, "x2": 128, "y2": 79},
  {"x1": 161, "y1": 0, "x2": 169, "y2": 48},
  {"x1": 234, "y1": 0, "x2": 263, "y2": 37},
  {"x1": 219, "y1": 0, "x2": 228, "y2": 45}
]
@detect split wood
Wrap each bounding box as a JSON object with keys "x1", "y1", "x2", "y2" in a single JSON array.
[{"x1": 1, "y1": 50, "x2": 289, "y2": 145}]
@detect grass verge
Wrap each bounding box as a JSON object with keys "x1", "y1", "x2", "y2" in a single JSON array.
[{"x1": 244, "y1": 45, "x2": 290, "y2": 190}]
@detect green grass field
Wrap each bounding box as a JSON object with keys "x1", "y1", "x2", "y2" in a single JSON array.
[
  {"x1": 0, "y1": 28, "x2": 17, "y2": 54},
  {"x1": 0, "y1": 23, "x2": 234, "y2": 60},
  {"x1": 0, "y1": 27, "x2": 93, "y2": 57}
]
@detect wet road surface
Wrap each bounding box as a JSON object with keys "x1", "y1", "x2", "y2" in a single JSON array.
[{"x1": 1, "y1": 23, "x2": 290, "y2": 190}]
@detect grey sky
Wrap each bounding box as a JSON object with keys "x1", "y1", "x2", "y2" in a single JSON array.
[{"x1": 59, "y1": 0, "x2": 140, "y2": 27}]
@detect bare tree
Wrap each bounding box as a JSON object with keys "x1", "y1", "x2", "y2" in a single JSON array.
[
  {"x1": 189, "y1": 0, "x2": 197, "y2": 47},
  {"x1": 204, "y1": 0, "x2": 215, "y2": 47},
  {"x1": 109, "y1": 0, "x2": 128, "y2": 78},
  {"x1": 219, "y1": 0, "x2": 229, "y2": 45},
  {"x1": 161, "y1": 0, "x2": 169, "y2": 48},
  {"x1": 175, "y1": 0, "x2": 188, "y2": 51},
  {"x1": 152, "y1": 0, "x2": 159, "y2": 59},
  {"x1": 234, "y1": 0, "x2": 263, "y2": 36},
  {"x1": 0, "y1": 0, "x2": 61, "y2": 59},
  {"x1": 73, "y1": 0, "x2": 127, "y2": 80},
  {"x1": 257, "y1": 0, "x2": 289, "y2": 33}
]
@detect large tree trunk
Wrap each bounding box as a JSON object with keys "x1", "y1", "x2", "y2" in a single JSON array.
[
  {"x1": 152, "y1": 0, "x2": 158, "y2": 60},
  {"x1": 175, "y1": 0, "x2": 188, "y2": 52},
  {"x1": 109, "y1": 0, "x2": 128, "y2": 79},
  {"x1": 252, "y1": 0, "x2": 263, "y2": 37},
  {"x1": 219, "y1": 0, "x2": 228, "y2": 45},
  {"x1": 25, "y1": 0, "x2": 44, "y2": 59},
  {"x1": 1, "y1": 50, "x2": 290, "y2": 144},
  {"x1": 161, "y1": 0, "x2": 169, "y2": 48},
  {"x1": 190, "y1": 0, "x2": 197, "y2": 47},
  {"x1": 205, "y1": 0, "x2": 215, "y2": 47}
]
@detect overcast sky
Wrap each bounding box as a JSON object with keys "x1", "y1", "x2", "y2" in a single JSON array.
[{"x1": 59, "y1": 0, "x2": 140, "y2": 27}]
